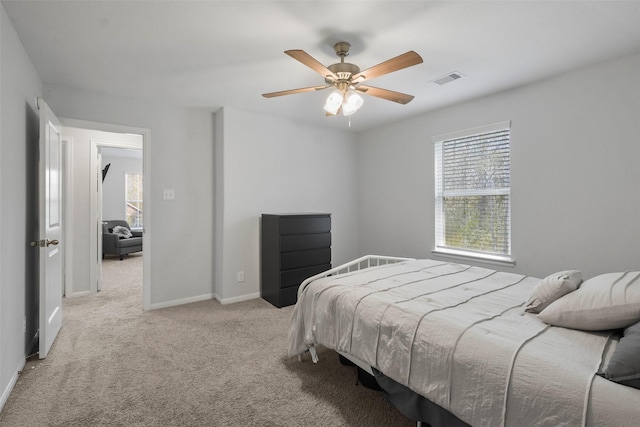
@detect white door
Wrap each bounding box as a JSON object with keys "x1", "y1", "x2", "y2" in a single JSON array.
[{"x1": 36, "y1": 98, "x2": 63, "y2": 359}]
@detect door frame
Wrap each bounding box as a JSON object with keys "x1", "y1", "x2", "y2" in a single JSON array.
[
  {"x1": 62, "y1": 137, "x2": 72, "y2": 297},
  {"x1": 91, "y1": 139, "x2": 142, "y2": 293},
  {"x1": 95, "y1": 148, "x2": 103, "y2": 292},
  {"x1": 61, "y1": 118, "x2": 151, "y2": 310}
]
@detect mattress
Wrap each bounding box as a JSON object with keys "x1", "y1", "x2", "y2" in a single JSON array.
[{"x1": 289, "y1": 259, "x2": 640, "y2": 427}]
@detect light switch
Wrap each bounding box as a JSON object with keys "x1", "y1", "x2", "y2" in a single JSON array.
[{"x1": 162, "y1": 189, "x2": 175, "y2": 200}]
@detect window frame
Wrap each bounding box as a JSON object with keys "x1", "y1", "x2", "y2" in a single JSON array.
[
  {"x1": 124, "y1": 171, "x2": 143, "y2": 229},
  {"x1": 432, "y1": 121, "x2": 514, "y2": 266}
]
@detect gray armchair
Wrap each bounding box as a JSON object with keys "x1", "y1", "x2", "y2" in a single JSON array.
[{"x1": 102, "y1": 220, "x2": 143, "y2": 260}]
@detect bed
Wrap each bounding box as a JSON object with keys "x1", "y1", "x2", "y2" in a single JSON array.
[{"x1": 288, "y1": 255, "x2": 640, "y2": 427}]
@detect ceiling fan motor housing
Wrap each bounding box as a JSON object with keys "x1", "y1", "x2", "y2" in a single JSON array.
[
  {"x1": 326, "y1": 63, "x2": 360, "y2": 85},
  {"x1": 325, "y1": 41, "x2": 360, "y2": 87}
]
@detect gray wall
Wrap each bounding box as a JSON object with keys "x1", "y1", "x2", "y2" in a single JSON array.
[
  {"x1": 215, "y1": 108, "x2": 360, "y2": 303},
  {"x1": 0, "y1": 4, "x2": 43, "y2": 409},
  {"x1": 101, "y1": 151, "x2": 143, "y2": 222},
  {"x1": 357, "y1": 51, "x2": 640, "y2": 280},
  {"x1": 44, "y1": 87, "x2": 216, "y2": 307}
]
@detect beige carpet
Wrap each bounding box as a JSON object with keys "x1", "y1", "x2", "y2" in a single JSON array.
[{"x1": 0, "y1": 254, "x2": 413, "y2": 426}]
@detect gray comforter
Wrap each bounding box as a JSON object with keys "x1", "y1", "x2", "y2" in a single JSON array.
[{"x1": 289, "y1": 259, "x2": 640, "y2": 426}]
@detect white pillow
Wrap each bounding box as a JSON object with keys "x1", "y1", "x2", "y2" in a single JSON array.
[
  {"x1": 538, "y1": 272, "x2": 640, "y2": 331},
  {"x1": 112, "y1": 225, "x2": 132, "y2": 239},
  {"x1": 524, "y1": 270, "x2": 582, "y2": 314}
]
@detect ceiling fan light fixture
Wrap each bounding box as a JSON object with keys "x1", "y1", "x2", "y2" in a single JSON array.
[
  {"x1": 323, "y1": 89, "x2": 343, "y2": 115},
  {"x1": 341, "y1": 90, "x2": 363, "y2": 116},
  {"x1": 263, "y1": 42, "x2": 423, "y2": 121}
]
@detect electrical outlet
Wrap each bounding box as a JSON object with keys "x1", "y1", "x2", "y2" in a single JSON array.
[
  {"x1": 237, "y1": 271, "x2": 244, "y2": 283},
  {"x1": 162, "y1": 189, "x2": 175, "y2": 200}
]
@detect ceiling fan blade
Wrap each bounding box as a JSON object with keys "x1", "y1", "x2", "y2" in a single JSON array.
[
  {"x1": 352, "y1": 51, "x2": 423, "y2": 82},
  {"x1": 262, "y1": 85, "x2": 329, "y2": 98},
  {"x1": 285, "y1": 50, "x2": 337, "y2": 79},
  {"x1": 356, "y1": 85, "x2": 415, "y2": 104}
]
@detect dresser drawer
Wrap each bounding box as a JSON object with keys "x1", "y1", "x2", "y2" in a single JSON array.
[
  {"x1": 279, "y1": 286, "x2": 299, "y2": 307},
  {"x1": 280, "y1": 215, "x2": 330, "y2": 235},
  {"x1": 281, "y1": 248, "x2": 331, "y2": 270},
  {"x1": 281, "y1": 232, "x2": 331, "y2": 252},
  {"x1": 281, "y1": 264, "x2": 331, "y2": 289}
]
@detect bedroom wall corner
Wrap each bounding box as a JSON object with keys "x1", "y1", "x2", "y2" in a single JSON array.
[
  {"x1": 213, "y1": 108, "x2": 224, "y2": 301},
  {"x1": 355, "y1": 123, "x2": 434, "y2": 259},
  {"x1": 216, "y1": 107, "x2": 360, "y2": 303}
]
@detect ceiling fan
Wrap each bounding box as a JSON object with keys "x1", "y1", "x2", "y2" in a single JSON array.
[{"x1": 262, "y1": 42, "x2": 423, "y2": 116}]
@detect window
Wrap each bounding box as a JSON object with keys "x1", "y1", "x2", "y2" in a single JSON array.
[
  {"x1": 434, "y1": 121, "x2": 511, "y2": 262},
  {"x1": 125, "y1": 172, "x2": 143, "y2": 228}
]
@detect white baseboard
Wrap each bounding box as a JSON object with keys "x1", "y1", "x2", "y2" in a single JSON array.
[
  {"x1": 147, "y1": 291, "x2": 262, "y2": 310},
  {"x1": 216, "y1": 292, "x2": 260, "y2": 305},
  {"x1": 65, "y1": 290, "x2": 92, "y2": 298},
  {"x1": 0, "y1": 359, "x2": 25, "y2": 413},
  {"x1": 148, "y1": 293, "x2": 214, "y2": 310}
]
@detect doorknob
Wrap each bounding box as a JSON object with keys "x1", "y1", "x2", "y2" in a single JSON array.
[{"x1": 30, "y1": 239, "x2": 60, "y2": 247}]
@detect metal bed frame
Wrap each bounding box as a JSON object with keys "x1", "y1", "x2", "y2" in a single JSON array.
[
  {"x1": 297, "y1": 254, "x2": 414, "y2": 298},
  {"x1": 297, "y1": 254, "x2": 413, "y2": 365}
]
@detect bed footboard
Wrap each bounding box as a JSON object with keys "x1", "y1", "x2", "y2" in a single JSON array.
[{"x1": 297, "y1": 254, "x2": 413, "y2": 299}]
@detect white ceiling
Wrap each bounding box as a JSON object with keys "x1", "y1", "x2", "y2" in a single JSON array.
[{"x1": 4, "y1": 1, "x2": 640, "y2": 133}]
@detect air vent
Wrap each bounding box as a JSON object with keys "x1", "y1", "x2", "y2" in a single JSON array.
[{"x1": 432, "y1": 72, "x2": 464, "y2": 86}]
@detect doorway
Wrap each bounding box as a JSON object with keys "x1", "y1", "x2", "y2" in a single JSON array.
[
  {"x1": 99, "y1": 145, "x2": 143, "y2": 291},
  {"x1": 61, "y1": 119, "x2": 151, "y2": 310}
]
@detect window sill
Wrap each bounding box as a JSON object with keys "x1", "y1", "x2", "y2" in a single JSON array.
[{"x1": 431, "y1": 248, "x2": 516, "y2": 268}]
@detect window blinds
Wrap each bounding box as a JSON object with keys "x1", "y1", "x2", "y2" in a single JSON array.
[{"x1": 434, "y1": 122, "x2": 511, "y2": 257}]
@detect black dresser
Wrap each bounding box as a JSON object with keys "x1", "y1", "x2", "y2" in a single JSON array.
[{"x1": 261, "y1": 213, "x2": 331, "y2": 308}]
